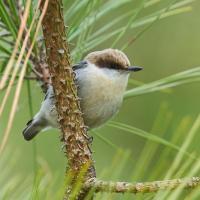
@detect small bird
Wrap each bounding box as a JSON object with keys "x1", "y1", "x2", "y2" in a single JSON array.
[{"x1": 23, "y1": 49, "x2": 142, "y2": 140}]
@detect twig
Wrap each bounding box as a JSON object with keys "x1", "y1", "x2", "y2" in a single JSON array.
[
  {"x1": 15, "y1": 0, "x2": 50, "y2": 93},
  {"x1": 85, "y1": 177, "x2": 200, "y2": 193},
  {"x1": 40, "y1": 0, "x2": 96, "y2": 199}
]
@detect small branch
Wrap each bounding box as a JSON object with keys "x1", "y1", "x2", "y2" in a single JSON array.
[
  {"x1": 15, "y1": 0, "x2": 50, "y2": 93},
  {"x1": 85, "y1": 177, "x2": 200, "y2": 193},
  {"x1": 32, "y1": 57, "x2": 51, "y2": 92}
]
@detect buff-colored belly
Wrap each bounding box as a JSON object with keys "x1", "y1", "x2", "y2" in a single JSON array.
[
  {"x1": 78, "y1": 74, "x2": 125, "y2": 128},
  {"x1": 81, "y1": 94, "x2": 122, "y2": 128}
]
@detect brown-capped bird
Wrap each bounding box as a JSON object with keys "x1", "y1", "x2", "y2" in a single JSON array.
[{"x1": 23, "y1": 49, "x2": 142, "y2": 140}]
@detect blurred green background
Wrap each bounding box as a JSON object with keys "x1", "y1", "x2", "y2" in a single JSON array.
[{"x1": 0, "y1": 0, "x2": 200, "y2": 199}]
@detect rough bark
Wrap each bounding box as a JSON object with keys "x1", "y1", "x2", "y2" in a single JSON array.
[{"x1": 40, "y1": 0, "x2": 96, "y2": 199}]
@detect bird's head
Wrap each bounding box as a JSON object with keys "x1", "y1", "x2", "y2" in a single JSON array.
[{"x1": 85, "y1": 48, "x2": 143, "y2": 73}]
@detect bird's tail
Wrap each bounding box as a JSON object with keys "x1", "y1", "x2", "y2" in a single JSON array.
[{"x1": 22, "y1": 119, "x2": 45, "y2": 141}]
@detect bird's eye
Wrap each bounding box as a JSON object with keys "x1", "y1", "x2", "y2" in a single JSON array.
[
  {"x1": 110, "y1": 63, "x2": 116, "y2": 69},
  {"x1": 109, "y1": 62, "x2": 121, "y2": 70}
]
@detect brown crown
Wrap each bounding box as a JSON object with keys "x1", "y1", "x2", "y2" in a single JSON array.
[{"x1": 85, "y1": 49, "x2": 130, "y2": 70}]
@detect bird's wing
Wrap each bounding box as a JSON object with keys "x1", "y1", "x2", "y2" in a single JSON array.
[{"x1": 44, "y1": 85, "x2": 55, "y2": 100}]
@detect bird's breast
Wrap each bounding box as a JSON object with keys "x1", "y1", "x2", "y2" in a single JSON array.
[{"x1": 76, "y1": 65, "x2": 128, "y2": 128}]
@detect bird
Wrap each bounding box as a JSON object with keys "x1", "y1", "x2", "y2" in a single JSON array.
[{"x1": 22, "y1": 49, "x2": 142, "y2": 141}]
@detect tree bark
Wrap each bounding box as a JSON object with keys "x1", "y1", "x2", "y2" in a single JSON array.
[{"x1": 40, "y1": 0, "x2": 96, "y2": 199}]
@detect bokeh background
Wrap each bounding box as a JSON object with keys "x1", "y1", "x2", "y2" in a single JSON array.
[{"x1": 0, "y1": 0, "x2": 200, "y2": 199}]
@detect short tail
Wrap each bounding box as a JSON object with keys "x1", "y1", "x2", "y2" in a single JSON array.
[{"x1": 22, "y1": 119, "x2": 45, "y2": 141}]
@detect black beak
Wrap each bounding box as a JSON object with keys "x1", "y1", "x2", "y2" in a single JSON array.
[{"x1": 127, "y1": 66, "x2": 143, "y2": 72}]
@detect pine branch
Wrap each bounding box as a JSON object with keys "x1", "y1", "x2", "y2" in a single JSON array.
[
  {"x1": 85, "y1": 177, "x2": 200, "y2": 193},
  {"x1": 40, "y1": 0, "x2": 96, "y2": 199}
]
